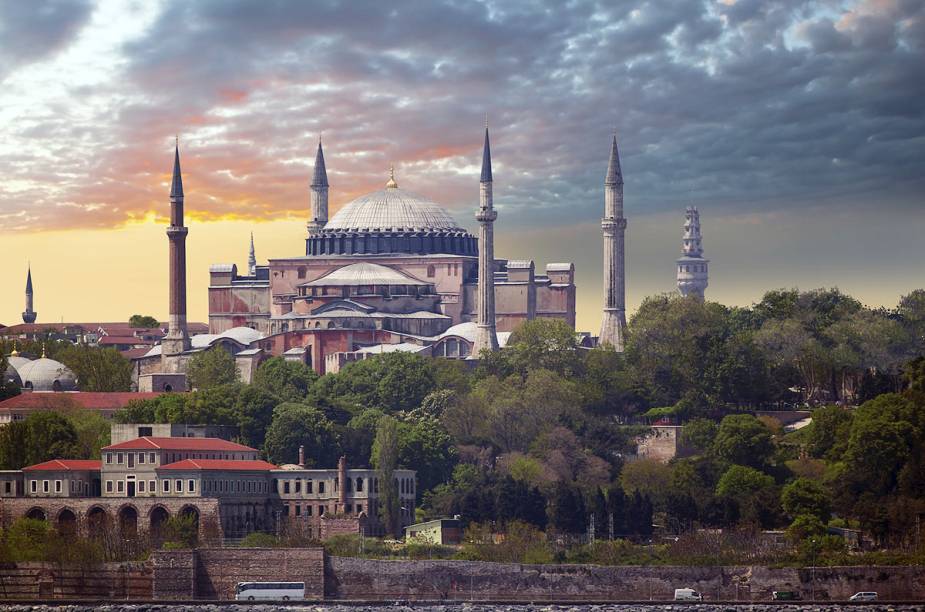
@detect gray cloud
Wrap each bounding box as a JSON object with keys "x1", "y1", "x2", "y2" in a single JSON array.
[{"x1": 0, "y1": 0, "x2": 93, "y2": 80}]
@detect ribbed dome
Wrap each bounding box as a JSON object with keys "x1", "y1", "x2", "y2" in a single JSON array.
[
  {"x1": 8, "y1": 356, "x2": 32, "y2": 371},
  {"x1": 3, "y1": 365, "x2": 21, "y2": 388},
  {"x1": 325, "y1": 187, "x2": 464, "y2": 232},
  {"x1": 17, "y1": 358, "x2": 77, "y2": 392}
]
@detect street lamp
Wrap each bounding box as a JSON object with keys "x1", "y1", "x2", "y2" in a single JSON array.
[{"x1": 810, "y1": 537, "x2": 817, "y2": 601}]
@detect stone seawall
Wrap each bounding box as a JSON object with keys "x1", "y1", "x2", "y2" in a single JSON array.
[
  {"x1": 0, "y1": 561, "x2": 150, "y2": 599},
  {"x1": 325, "y1": 557, "x2": 925, "y2": 601}
]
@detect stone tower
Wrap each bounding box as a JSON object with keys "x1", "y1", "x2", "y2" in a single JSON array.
[
  {"x1": 22, "y1": 265, "x2": 36, "y2": 324},
  {"x1": 599, "y1": 135, "x2": 627, "y2": 351},
  {"x1": 677, "y1": 206, "x2": 709, "y2": 299},
  {"x1": 472, "y1": 127, "x2": 499, "y2": 355},
  {"x1": 161, "y1": 143, "x2": 191, "y2": 362},
  {"x1": 248, "y1": 232, "x2": 257, "y2": 276},
  {"x1": 307, "y1": 139, "x2": 329, "y2": 238}
]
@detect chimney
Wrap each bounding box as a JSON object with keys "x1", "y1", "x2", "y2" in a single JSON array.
[
  {"x1": 338, "y1": 455, "x2": 347, "y2": 504},
  {"x1": 298, "y1": 445, "x2": 305, "y2": 468}
]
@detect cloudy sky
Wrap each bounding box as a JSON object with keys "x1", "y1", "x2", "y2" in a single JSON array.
[{"x1": 1, "y1": 0, "x2": 923, "y2": 331}]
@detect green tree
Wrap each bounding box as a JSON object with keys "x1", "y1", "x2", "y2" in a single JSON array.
[
  {"x1": 67, "y1": 410, "x2": 111, "y2": 460},
  {"x1": 56, "y1": 345, "x2": 132, "y2": 392},
  {"x1": 715, "y1": 464, "x2": 778, "y2": 526},
  {"x1": 186, "y1": 347, "x2": 237, "y2": 390},
  {"x1": 781, "y1": 478, "x2": 831, "y2": 522},
  {"x1": 494, "y1": 318, "x2": 584, "y2": 378},
  {"x1": 842, "y1": 394, "x2": 918, "y2": 496},
  {"x1": 372, "y1": 415, "x2": 401, "y2": 537},
  {"x1": 807, "y1": 405, "x2": 853, "y2": 460},
  {"x1": 711, "y1": 414, "x2": 775, "y2": 468},
  {"x1": 620, "y1": 458, "x2": 672, "y2": 510},
  {"x1": 0, "y1": 421, "x2": 29, "y2": 469},
  {"x1": 396, "y1": 418, "x2": 457, "y2": 496},
  {"x1": 128, "y1": 314, "x2": 160, "y2": 328},
  {"x1": 263, "y1": 403, "x2": 340, "y2": 466},
  {"x1": 253, "y1": 357, "x2": 318, "y2": 402},
  {"x1": 233, "y1": 385, "x2": 279, "y2": 449},
  {"x1": 0, "y1": 412, "x2": 80, "y2": 468},
  {"x1": 682, "y1": 418, "x2": 718, "y2": 453}
]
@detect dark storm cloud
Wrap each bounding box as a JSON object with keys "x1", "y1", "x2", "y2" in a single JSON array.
[
  {"x1": 0, "y1": 0, "x2": 94, "y2": 80},
  {"x1": 1, "y1": 0, "x2": 924, "y2": 232}
]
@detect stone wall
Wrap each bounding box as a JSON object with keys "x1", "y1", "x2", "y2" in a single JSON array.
[
  {"x1": 325, "y1": 558, "x2": 925, "y2": 601},
  {"x1": 0, "y1": 561, "x2": 150, "y2": 600},
  {"x1": 151, "y1": 547, "x2": 325, "y2": 600}
]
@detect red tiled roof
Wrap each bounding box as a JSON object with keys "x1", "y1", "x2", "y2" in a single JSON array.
[
  {"x1": 120, "y1": 347, "x2": 152, "y2": 359},
  {"x1": 23, "y1": 459, "x2": 102, "y2": 472},
  {"x1": 103, "y1": 437, "x2": 256, "y2": 452},
  {"x1": 0, "y1": 392, "x2": 164, "y2": 411},
  {"x1": 158, "y1": 459, "x2": 277, "y2": 471},
  {"x1": 99, "y1": 336, "x2": 155, "y2": 345}
]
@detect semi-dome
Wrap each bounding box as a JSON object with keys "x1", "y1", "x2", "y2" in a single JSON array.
[
  {"x1": 305, "y1": 173, "x2": 477, "y2": 257},
  {"x1": 17, "y1": 357, "x2": 77, "y2": 392}
]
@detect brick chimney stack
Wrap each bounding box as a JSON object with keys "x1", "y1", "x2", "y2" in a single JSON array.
[
  {"x1": 298, "y1": 445, "x2": 305, "y2": 468},
  {"x1": 338, "y1": 456, "x2": 347, "y2": 505}
]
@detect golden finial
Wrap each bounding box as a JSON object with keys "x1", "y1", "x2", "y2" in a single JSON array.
[
  {"x1": 10, "y1": 342, "x2": 19, "y2": 357},
  {"x1": 41, "y1": 342, "x2": 46, "y2": 358},
  {"x1": 386, "y1": 165, "x2": 398, "y2": 189}
]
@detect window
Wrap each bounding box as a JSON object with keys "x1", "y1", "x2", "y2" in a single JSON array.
[
  {"x1": 306, "y1": 505, "x2": 313, "y2": 516},
  {"x1": 4, "y1": 482, "x2": 10, "y2": 494},
  {"x1": 149, "y1": 453, "x2": 156, "y2": 464},
  {"x1": 55, "y1": 480, "x2": 61, "y2": 493},
  {"x1": 307, "y1": 480, "x2": 313, "y2": 493},
  {"x1": 318, "y1": 481, "x2": 325, "y2": 494},
  {"x1": 297, "y1": 266, "x2": 307, "y2": 279},
  {"x1": 117, "y1": 481, "x2": 124, "y2": 493},
  {"x1": 138, "y1": 426, "x2": 153, "y2": 437},
  {"x1": 106, "y1": 453, "x2": 113, "y2": 464},
  {"x1": 318, "y1": 505, "x2": 325, "y2": 516},
  {"x1": 139, "y1": 453, "x2": 146, "y2": 464},
  {"x1": 43, "y1": 480, "x2": 49, "y2": 493},
  {"x1": 356, "y1": 503, "x2": 363, "y2": 514},
  {"x1": 356, "y1": 477, "x2": 363, "y2": 492},
  {"x1": 106, "y1": 480, "x2": 113, "y2": 493},
  {"x1": 139, "y1": 480, "x2": 146, "y2": 493},
  {"x1": 295, "y1": 505, "x2": 301, "y2": 517},
  {"x1": 128, "y1": 453, "x2": 134, "y2": 468},
  {"x1": 295, "y1": 480, "x2": 301, "y2": 493},
  {"x1": 31, "y1": 480, "x2": 37, "y2": 493},
  {"x1": 427, "y1": 265, "x2": 435, "y2": 278},
  {"x1": 149, "y1": 480, "x2": 156, "y2": 493},
  {"x1": 188, "y1": 480, "x2": 195, "y2": 493},
  {"x1": 284, "y1": 481, "x2": 290, "y2": 494},
  {"x1": 176, "y1": 479, "x2": 183, "y2": 493},
  {"x1": 163, "y1": 480, "x2": 170, "y2": 493},
  {"x1": 117, "y1": 452, "x2": 124, "y2": 464}
]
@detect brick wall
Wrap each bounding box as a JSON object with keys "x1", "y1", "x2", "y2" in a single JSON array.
[{"x1": 0, "y1": 562, "x2": 150, "y2": 600}]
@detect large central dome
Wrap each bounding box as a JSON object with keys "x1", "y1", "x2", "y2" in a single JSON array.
[
  {"x1": 306, "y1": 175, "x2": 477, "y2": 257},
  {"x1": 326, "y1": 187, "x2": 464, "y2": 232}
]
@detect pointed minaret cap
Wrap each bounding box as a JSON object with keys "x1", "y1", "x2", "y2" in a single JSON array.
[
  {"x1": 311, "y1": 140, "x2": 328, "y2": 188},
  {"x1": 25, "y1": 265, "x2": 33, "y2": 294},
  {"x1": 605, "y1": 134, "x2": 623, "y2": 186},
  {"x1": 170, "y1": 142, "x2": 184, "y2": 199},
  {"x1": 386, "y1": 165, "x2": 398, "y2": 189},
  {"x1": 480, "y1": 127, "x2": 492, "y2": 183}
]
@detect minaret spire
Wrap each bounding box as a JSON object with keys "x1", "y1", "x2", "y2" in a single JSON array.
[
  {"x1": 22, "y1": 264, "x2": 37, "y2": 324},
  {"x1": 307, "y1": 138, "x2": 329, "y2": 238},
  {"x1": 248, "y1": 232, "x2": 257, "y2": 276},
  {"x1": 599, "y1": 134, "x2": 628, "y2": 351},
  {"x1": 473, "y1": 126, "x2": 499, "y2": 354},
  {"x1": 677, "y1": 206, "x2": 709, "y2": 299},
  {"x1": 162, "y1": 141, "x2": 191, "y2": 363}
]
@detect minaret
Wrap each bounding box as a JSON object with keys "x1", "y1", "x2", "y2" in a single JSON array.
[
  {"x1": 248, "y1": 232, "x2": 257, "y2": 276},
  {"x1": 473, "y1": 126, "x2": 499, "y2": 354},
  {"x1": 677, "y1": 206, "x2": 709, "y2": 299},
  {"x1": 22, "y1": 265, "x2": 37, "y2": 324},
  {"x1": 599, "y1": 135, "x2": 628, "y2": 351},
  {"x1": 161, "y1": 142, "x2": 190, "y2": 361},
  {"x1": 307, "y1": 139, "x2": 329, "y2": 237}
]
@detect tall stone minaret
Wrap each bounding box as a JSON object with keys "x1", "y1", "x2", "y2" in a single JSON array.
[
  {"x1": 677, "y1": 206, "x2": 709, "y2": 299},
  {"x1": 473, "y1": 127, "x2": 499, "y2": 355},
  {"x1": 161, "y1": 142, "x2": 190, "y2": 361},
  {"x1": 599, "y1": 135, "x2": 627, "y2": 351},
  {"x1": 22, "y1": 265, "x2": 37, "y2": 324},
  {"x1": 248, "y1": 232, "x2": 257, "y2": 276},
  {"x1": 307, "y1": 139, "x2": 329, "y2": 237}
]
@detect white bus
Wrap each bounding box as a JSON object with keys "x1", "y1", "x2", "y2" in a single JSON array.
[{"x1": 234, "y1": 581, "x2": 305, "y2": 600}]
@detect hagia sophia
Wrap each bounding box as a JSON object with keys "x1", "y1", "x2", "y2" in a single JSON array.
[{"x1": 3, "y1": 128, "x2": 710, "y2": 392}]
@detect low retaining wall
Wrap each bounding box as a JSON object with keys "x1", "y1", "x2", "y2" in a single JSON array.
[
  {"x1": 0, "y1": 561, "x2": 151, "y2": 600},
  {"x1": 325, "y1": 558, "x2": 925, "y2": 601}
]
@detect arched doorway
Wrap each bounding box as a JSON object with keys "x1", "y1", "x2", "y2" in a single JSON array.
[
  {"x1": 56, "y1": 508, "x2": 77, "y2": 537},
  {"x1": 180, "y1": 505, "x2": 200, "y2": 545},
  {"x1": 150, "y1": 506, "x2": 169, "y2": 546},
  {"x1": 25, "y1": 507, "x2": 46, "y2": 521},
  {"x1": 118, "y1": 506, "x2": 138, "y2": 539},
  {"x1": 87, "y1": 506, "x2": 111, "y2": 539}
]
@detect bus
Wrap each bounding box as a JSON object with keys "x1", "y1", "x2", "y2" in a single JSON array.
[{"x1": 234, "y1": 581, "x2": 305, "y2": 600}]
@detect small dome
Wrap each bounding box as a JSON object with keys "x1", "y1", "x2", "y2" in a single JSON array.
[
  {"x1": 17, "y1": 358, "x2": 77, "y2": 392},
  {"x1": 8, "y1": 355, "x2": 32, "y2": 371},
  {"x1": 325, "y1": 187, "x2": 465, "y2": 232},
  {"x1": 3, "y1": 365, "x2": 22, "y2": 388}
]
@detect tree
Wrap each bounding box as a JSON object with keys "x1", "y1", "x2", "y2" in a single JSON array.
[
  {"x1": 186, "y1": 347, "x2": 237, "y2": 390},
  {"x1": 547, "y1": 482, "x2": 585, "y2": 533},
  {"x1": 0, "y1": 412, "x2": 80, "y2": 469},
  {"x1": 682, "y1": 418, "x2": 718, "y2": 454},
  {"x1": 842, "y1": 394, "x2": 918, "y2": 496},
  {"x1": 233, "y1": 385, "x2": 279, "y2": 449},
  {"x1": 495, "y1": 318, "x2": 584, "y2": 378},
  {"x1": 619, "y1": 458, "x2": 672, "y2": 510},
  {"x1": 807, "y1": 405, "x2": 853, "y2": 460},
  {"x1": 263, "y1": 403, "x2": 340, "y2": 466},
  {"x1": 56, "y1": 345, "x2": 132, "y2": 392},
  {"x1": 128, "y1": 314, "x2": 160, "y2": 328},
  {"x1": 372, "y1": 415, "x2": 401, "y2": 537},
  {"x1": 253, "y1": 357, "x2": 317, "y2": 402},
  {"x1": 715, "y1": 464, "x2": 777, "y2": 526},
  {"x1": 67, "y1": 410, "x2": 111, "y2": 460},
  {"x1": 781, "y1": 478, "x2": 831, "y2": 522},
  {"x1": 396, "y1": 418, "x2": 457, "y2": 496},
  {"x1": 711, "y1": 414, "x2": 775, "y2": 468},
  {"x1": 0, "y1": 421, "x2": 29, "y2": 470}
]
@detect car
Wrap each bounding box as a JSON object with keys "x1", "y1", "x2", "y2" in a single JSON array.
[
  {"x1": 849, "y1": 591, "x2": 878, "y2": 601},
  {"x1": 772, "y1": 590, "x2": 801, "y2": 601},
  {"x1": 674, "y1": 588, "x2": 703, "y2": 601}
]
